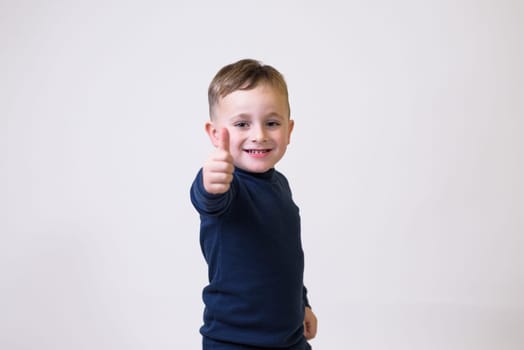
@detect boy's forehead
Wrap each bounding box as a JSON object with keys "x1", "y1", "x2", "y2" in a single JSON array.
[
  {"x1": 210, "y1": 82, "x2": 290, "y2": 119},
  {"x1": 215, "y1": 86, "x2": 289, "y2": 115}
]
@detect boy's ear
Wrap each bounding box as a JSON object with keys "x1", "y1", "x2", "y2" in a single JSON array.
[
  {"x1": 287, "y1": 119, "x2": 295, "y2": 145},
  {"x1": 205, "y1": 121, "x2": 219, "y2": 147}
]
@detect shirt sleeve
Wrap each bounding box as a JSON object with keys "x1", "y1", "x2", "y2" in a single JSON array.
[
  {"x1": 303, "y1": 285, "x2": 311, "y2": 309},
  {"x1": 190, "y1": 168, "x2": 234, "y2": 216}
]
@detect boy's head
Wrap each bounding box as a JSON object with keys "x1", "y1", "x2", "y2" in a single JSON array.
[
  {"x1": 208, "y1": 59, "x2": 290, "y2": 119},
  {"x1": 205, "y1": 59, "x2": 294, "y2": 173}
]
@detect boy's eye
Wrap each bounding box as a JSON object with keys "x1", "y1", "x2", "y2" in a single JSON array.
[
  {"x1": 267, "y1": 121, "x2": 281, "y2": 127},
  {"x1": 234, "y1": 122, "x2": 249, "y2": 128}
]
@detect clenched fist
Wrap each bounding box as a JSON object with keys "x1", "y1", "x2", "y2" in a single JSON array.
[
  {"x1": 203, "y1": 128, "x2": 234, "y2": 194},
  {"x1": 304, "y1": 306, "x2": 318, "y2": 340}
]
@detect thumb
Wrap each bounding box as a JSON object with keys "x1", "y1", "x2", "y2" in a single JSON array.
[{"x1": 218, "y1": 127, "x2": 230, "y2": 152}]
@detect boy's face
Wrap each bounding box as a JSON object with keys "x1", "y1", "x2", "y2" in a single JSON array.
[{"x1": 206, "y1": 84, "x2": 294, "y2": 173}]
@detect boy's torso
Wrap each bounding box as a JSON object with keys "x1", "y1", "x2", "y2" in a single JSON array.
[{"x1": 191, "y1": 168, "x2": 306, "y2": 348}]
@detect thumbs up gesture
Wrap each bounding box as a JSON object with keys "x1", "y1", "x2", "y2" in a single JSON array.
[{"x1": 203, "y1": 128, "x2": 235, "y2": 194}]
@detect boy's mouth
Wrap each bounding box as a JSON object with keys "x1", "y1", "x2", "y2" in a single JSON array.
[{"x1": 244, "y1": 149, "x2": 271, "y2": 155}]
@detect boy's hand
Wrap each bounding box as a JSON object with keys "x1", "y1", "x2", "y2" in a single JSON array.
[
  {"x1": 304, "y1": 307, "x2": 317, "y2": 340},
  {"x1": 203, "y1": 128, "x2": 234, "y2": 194}
]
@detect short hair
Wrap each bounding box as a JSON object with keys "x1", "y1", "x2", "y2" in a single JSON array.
[{"x1": 208, "y1": 59, "x2": 290, "y2": 118}]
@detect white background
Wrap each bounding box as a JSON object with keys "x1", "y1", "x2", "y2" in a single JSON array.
[{"x1": 2, "y1": 1, "x2": 523, "y2": 349}]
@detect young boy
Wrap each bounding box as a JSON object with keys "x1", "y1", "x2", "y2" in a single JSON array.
[{"x1": 190, "y1": 59, "x2": 317, "y2": 350}]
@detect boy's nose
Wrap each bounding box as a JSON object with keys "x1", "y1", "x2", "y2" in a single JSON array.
[{"x1": 252, "y1": 125, "x2": 268, "y2": 143}]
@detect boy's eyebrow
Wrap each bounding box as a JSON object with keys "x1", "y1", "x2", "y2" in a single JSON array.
[
  {"x1": 228, "y1": 113, "x2": 252, "y2": 121},
  {"x1": 229, "y1": 112, "x2": 285, "y2": 121},
  {"x1": 268, "y1": 112, "x2": 286, "y2": 119}
]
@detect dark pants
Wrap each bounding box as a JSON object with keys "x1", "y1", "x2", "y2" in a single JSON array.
[{"x1": 203, "y1": 336, "x2": 312, "y2": 350}]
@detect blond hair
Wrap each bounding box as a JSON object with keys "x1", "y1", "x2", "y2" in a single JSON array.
[{"x1": 208, "y1": 59, "x2": 290, "y2": 118}]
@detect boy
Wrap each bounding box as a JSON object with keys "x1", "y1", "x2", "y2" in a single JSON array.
[{"x1": 190, "y1": 59, "x2": 317, "y2": 350}]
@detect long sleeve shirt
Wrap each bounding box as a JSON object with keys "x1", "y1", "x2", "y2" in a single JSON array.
[{"x1": 190, "y1": 167, "x2": 309, "y2": 348}]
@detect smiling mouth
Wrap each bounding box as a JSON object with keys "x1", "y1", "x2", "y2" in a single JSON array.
[{"x1": 245, "y1": 149, "x2": 271, "y2": 154}]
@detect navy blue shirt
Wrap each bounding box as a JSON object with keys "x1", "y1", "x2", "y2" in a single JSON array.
[{"x1": 190, "y1": 167, "x2": 309, "y2": 348}]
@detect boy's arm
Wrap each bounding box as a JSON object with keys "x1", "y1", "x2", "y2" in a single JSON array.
[{"x1": 190, "y1": 169, "x2": 232, "y2": 216}]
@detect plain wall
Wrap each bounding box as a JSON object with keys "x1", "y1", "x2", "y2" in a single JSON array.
[{"x1": 2, "y1": 1, "x2": 523, "y2": 349}]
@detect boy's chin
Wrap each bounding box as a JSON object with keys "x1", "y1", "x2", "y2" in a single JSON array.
[{"x1": 236, "y1": 163, "x2": 274, "y2": 173}]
